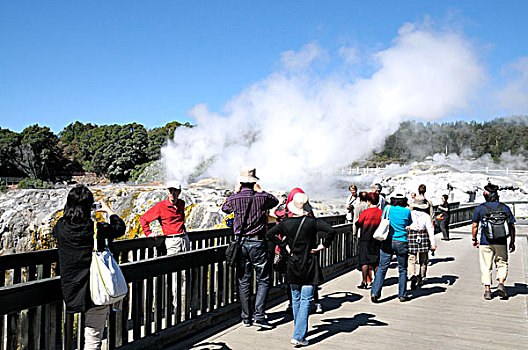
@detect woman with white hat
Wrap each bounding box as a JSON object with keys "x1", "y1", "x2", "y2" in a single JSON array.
[
  {"x1": 408, "y1": 198, "x2": 437, "y2": 289},
  {"x1": 266, "y1": 192, "x2": 336, "y2": 347}
]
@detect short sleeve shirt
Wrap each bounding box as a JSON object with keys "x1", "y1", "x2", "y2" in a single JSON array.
[{"x1": 472, "y1": 201, "x2": 515, "y2": 245}]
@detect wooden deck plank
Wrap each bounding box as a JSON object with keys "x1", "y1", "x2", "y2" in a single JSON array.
[{"x1": 186, "y1": 224, "x2": 528, "y2": 350}]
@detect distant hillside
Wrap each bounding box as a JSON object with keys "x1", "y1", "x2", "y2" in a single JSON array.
[{"x1": 371, "y1": 116, "x2": 528, "y2": 165}]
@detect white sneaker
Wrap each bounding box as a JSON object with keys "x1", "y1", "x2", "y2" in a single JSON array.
[{"x1": 290, "y1": 339, "x2": 309, "y2": 346}]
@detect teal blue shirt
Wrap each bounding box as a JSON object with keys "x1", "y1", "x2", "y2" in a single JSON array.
[{"x1": 383, "y1": 205, "x2": 412, "y2": 242}]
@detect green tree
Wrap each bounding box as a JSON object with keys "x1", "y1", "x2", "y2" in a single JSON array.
[
  {"x1": 90, "y1": 123, "x2": 149, "y2": 182},
  {"x1": 146, "y1": 121, "x2": 191, "y2": 161},
  {"x1": 0, "y1": 128, "x2": 23, "y2": 176},
  {"x1": 59, "y1": 121, "x2": 96, "y2": 170}
]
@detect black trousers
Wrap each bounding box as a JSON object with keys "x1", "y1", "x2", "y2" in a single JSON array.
[{"x1": 237, "y1": 238, "x2": 271, "y2": 322}]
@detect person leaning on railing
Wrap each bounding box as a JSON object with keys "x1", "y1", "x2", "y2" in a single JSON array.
[
  {"x1": 53, "y1": 184, "x2": 126, "y2": 350},
  {"x1": 140, "y1": 181, "x2": 190, "y2": 312}
]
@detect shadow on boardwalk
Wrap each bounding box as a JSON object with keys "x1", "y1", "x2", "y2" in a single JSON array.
[
  {"x1": 266, "y1": 291, "x2": 363, "y2": 328},
  {"x1": 374, "y1": 274, "x2": 458, "y2": 302},
  {"x1": 428, "y1": 256, "x2": 455, "y2": 266},
  {"x1": 502, "y1": 282, "x2": 528, "y2": 299},
  {"x1": 306, "y1": 313, "x2": 388, "y2": 345},
  {"x1": 190, "y1": 342, "x2": 232, "y2": 350}
]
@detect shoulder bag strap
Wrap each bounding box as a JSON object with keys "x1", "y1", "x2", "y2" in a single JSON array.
[
  {"x1": 290, "y1": 216, "x2": 307, "y2": 252},
  {"x1": 236, "y1": 191, "x2": 255, "y2": 243},
  {"x1": 93, "y1": 220, "x2": 99, "y2": 252}
]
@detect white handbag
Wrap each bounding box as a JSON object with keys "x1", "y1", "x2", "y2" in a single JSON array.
[
  {"x1": 373, "y1": 206, "x2": 391, "y2": 241},
  {"x1": 90, "y1": 224, "x2": 128, "y2": 305}
]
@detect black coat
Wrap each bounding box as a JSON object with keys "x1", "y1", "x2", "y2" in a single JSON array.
[
  {"x1": 266, "y1": 216, "x2": 336, "y2": 285},
  {"x1": 53, "y1": 215, "x2": 126, "y2": 313}
]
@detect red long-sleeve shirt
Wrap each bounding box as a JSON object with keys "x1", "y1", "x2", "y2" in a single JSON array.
[{"x1": 140, "y1": 198, "x2": 186, "y2": 236}]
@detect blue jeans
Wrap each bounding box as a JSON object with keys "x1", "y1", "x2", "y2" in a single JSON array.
[
  {"x1": 237, "y1": 238, "x2": 271, "y2": 322},
  {"x1": 291, "y1": 284, "x2": 314, "y2": 341},
  {"x1": 371, "y1": 240, "x2": 409, "y2": 299}
]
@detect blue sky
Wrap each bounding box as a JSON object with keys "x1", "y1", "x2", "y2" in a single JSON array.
[{"x1": 1, "y1": 1, "x2": 527, "y2": 133}]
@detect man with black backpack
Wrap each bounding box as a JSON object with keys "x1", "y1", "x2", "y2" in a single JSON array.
[{"x1": 471, "y1": 183, "x2": 516, "y2": 300}]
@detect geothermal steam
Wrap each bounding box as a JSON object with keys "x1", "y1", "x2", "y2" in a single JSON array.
[{"x1": 162, "y1": 21, "x2": 485, "y2": 191}]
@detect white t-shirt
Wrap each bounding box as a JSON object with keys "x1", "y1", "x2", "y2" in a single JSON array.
[{"x1": 410, "y1": 210, "x2": 436, "y2": 246}]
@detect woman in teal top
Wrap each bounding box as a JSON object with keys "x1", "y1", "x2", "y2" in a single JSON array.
[
  {"x1": 386, "y1": 203, "x2": 412, "y2": 242},
  {"x1": 371, "y1": 193, "x2": 412, "y2": 302}
]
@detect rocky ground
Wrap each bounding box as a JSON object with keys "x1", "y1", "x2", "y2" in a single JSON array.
[
  {"x1": 2, "y1": 161, "x2": 527, "y2": 255},
  {"x1": 0, "y1": 178, "x2": 344, "y2": 254}
]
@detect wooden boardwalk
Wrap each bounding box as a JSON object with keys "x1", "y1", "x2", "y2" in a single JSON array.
[{"x1": 183, "y1": 224, "x2": 528, "y2": 350}]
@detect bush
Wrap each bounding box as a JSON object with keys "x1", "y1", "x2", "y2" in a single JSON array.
[
  {"x1": 0, "y1": 181, "x2": 7, "y2": 193},
  {"x1": 17, "y1": 178, "x2": 54, "y2": 189}
]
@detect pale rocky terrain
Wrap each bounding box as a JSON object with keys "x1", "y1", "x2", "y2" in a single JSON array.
[
  {"x1": 0, "y1": 178, "x2": 344, "y2": 254},
  {"x1": 2, "y1": 160, "x2": 527, "y2": 255}
]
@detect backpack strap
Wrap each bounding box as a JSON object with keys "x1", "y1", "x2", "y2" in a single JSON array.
[{"x1": 382, "y1": 205, "x2": 391, "y2": 220}]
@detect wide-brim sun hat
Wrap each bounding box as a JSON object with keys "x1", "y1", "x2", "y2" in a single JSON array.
[
  {"x1": 165, "y1": 180, "x2": 182, "y2": 190},
  {"x1": 237, "y1": 166, "x2": 260, "y2": 183},
  {"x1": 287, "y1": 193, "x2": 312, "y2": 216},
  {"x1": 391, "y1": 191, "x2": 406, "y2": 200}
]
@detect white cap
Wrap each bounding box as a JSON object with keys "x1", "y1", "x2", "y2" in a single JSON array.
[{"x1": 165, "y1": 180, "x2": 182, "y2": 190}]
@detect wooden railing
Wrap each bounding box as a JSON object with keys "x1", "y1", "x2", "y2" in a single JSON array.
[
  {"x1": 0, "y1": 215, "x2": 352, "y2": 349},
  {"x1": 0, "y1": 215, "x2": 344, "y2": 288}
]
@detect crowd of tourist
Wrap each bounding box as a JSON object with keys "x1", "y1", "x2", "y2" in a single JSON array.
[{"x1": 52, "y1": 166, "x2": 518, "y2": 349}]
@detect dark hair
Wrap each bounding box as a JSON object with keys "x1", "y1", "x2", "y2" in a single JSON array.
[
  {"x1": 484, "y1": 191, "x2": 499, "y2": 202},
  {"x1": 367, "y1": 192, "x2": 379, "y2": 205},
  {"x1": 418, "y1": 184, "x2": 426, "y2": 195},
  {"x1": 442, "y1": 194, "x2": 449, "y2": 202},
  {"x1": 372, "y1": 183, "x2": 382, "y2": 192},
  {"x1": 359, "y1": 191, "x2": 368, "y2": 202},
  {"x1": 391, "y1": 196, "x2": 408, "y2": 207},
  {"x1": 349, "y1": 184, "x2": 357, "y2": 192},
  {"x1": 63, "y1": 184, "x2": 94, "y2": 224}
]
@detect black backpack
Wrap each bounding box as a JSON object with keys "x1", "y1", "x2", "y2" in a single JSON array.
[{"x1": 482, "y1": 203, "x2": 510, "y2": 241}]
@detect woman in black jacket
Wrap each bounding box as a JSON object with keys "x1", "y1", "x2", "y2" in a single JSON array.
[
  {"x1": 53, "y1": 185, "x2": 126, "y2": 350},
  {"x1": 266, "y1": 192, "x2": 336, "y2": 347}
]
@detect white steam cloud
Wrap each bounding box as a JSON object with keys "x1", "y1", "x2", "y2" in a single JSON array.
[{"x1": 162, "y1": 20, "x2": 486, "y2": 191}]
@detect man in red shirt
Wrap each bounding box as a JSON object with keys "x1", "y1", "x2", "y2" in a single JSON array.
[
  {"x1": 140, "y1": 181, "x2": 190, "y2": 253},
  {"x1": 140, "y1": 181, "x2": 190, "y2": 312}
]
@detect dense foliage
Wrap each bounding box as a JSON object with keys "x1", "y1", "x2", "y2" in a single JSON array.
[
  {"x1": 0, "y1": 117, "x2": 526, "y2": 183},
  {"x1": 1, "y1": 121, "x2": 191, "y2": 182},
  {"x1": 373, "y1": 116, "x2": 528, "y2": 164}
]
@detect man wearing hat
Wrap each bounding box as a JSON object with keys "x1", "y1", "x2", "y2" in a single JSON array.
[
  {"x1": 222, "y1": 166, "x2": 279, "y2": 329},
  {"x1": 140, "y1": 181, "x2": 191, "y2": 309},
  {"x1": 471, "y1": 183, "x2": 516, "y2": 300},
  {"x1": 140, "y1": 181, "x2": 190, "y2": 253}
]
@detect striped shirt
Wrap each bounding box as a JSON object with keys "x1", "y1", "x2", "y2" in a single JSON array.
[{"x1": 222, "y1": 187, "x2": 279, "y2": 236}]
